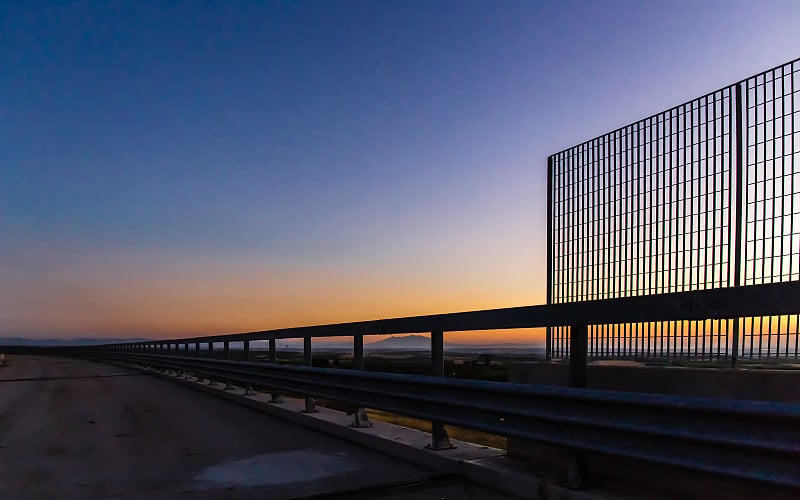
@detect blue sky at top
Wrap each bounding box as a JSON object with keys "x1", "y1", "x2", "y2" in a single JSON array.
[{"x1": 1, "y1": 0, "x2": 799, "y2": 338}]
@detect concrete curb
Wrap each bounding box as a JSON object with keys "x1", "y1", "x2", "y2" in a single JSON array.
[{"x1": 113, "y1": 361, "x2": 640, "y2": 500}]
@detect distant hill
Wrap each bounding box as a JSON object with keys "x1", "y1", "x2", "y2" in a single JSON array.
[{"x1": 365, "y1": 335, "x2": 431, "y2": 350}]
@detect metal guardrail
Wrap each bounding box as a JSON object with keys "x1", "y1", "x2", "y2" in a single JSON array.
[
  {"x1": 93, "y1": 351, "x2": 800, "y2": 490},
  {"x1": 96, "y1": 280, "x2": 800, "y2": 391},
  {"x1": 15, "y1": 280, "x2": 796, "y2": 490},
  {"x1": 96, "y1": 279, "x2": 800, "y2": 344},
  {"x1": 48, "y1": 280, "x2": 800, "y2": 487}
]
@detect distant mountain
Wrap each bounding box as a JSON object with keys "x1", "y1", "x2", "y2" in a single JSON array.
[{"x1": 365, "y1": 335, "x2": 431, "y2": 350}]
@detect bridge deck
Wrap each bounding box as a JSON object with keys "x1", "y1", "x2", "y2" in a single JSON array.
[{"x1": 0, "y1": 356, "x2": 510, "y2": 499}]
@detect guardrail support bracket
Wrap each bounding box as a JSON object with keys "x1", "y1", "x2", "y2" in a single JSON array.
[
  {"x1": 302, "y1": 396, "x2": 318, "y2": 413},
  {"x1": 426, "y1": 423, "x2": 455, "y2": 450},
  {"x1": 351, "y1": 408, "x2": 372, "y2": 428},
  {"x1": 563, "y1": 452, "x2": 597, "y2": 490}
]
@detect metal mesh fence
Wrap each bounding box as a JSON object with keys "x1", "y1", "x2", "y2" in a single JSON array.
[{"x1": 547, "y1": 57, "x2": 800, "y2": 362}]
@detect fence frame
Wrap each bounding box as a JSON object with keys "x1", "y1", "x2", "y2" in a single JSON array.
[{"x1": 546, "y1": 57, "x2": 800, "y2": 362}]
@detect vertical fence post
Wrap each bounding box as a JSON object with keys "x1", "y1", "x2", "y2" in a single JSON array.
[
  {"x1": 351, "y1": 334, "x2": 371, "y2": 427},
  {"x1": 205, "y1": 341, "x2": 217, "y2": 385},
  {"x1": 268, "y1": 339, "x2": 283, "y2": 403},
  {"x1": 546, "y1": 155, "x2": 554, "y2": 360},
  {"x1": 567, "y1": 323, "x2": 593, "y2": 488},
  {"x1": 184, "y1": 342, "x2": 188, "y2": 355},
  {"x1": 222, "y1": 341, "x2": 235, "y2": 389},
  {"x1": 569, "y1": 324, "x2": 588, "y2": 388},
  {"x1": 241, "y1": 339, "x2": 254, "y2": 394},
  {"x1": 195, "y1": 342, "x2": 200, "y2": 357},
  {"x1": 242, "y1": 338, "x2": 254, "y2": 394},
  {"x1": 427, "y1": 330, "x2": 453, "y2": 450},
  {"x1": 731, "y1": 83, "x2": 744, "y2": 368},
  {"x1": 302, "y1": 337, "x2": 317, "y2": 412}
]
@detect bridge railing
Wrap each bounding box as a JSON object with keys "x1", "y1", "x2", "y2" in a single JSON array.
[
  {"x1": 31, "y1": 280, "x2": 799, "y2": 491},
  {"x1": 97, "y1": 279, "x2": 800, "y2": 378}
]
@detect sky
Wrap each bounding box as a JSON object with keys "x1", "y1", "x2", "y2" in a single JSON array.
[{"x1": 1, "y1": 0, "x2": 800, "y2": 342}]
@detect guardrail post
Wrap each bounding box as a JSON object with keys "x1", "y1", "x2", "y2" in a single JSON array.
[
  {"x1": 224, "y1": 341, "x2": 230, "y2": 360},
  {"x1": 351, "y1": 334, "x2": 371, "y2": 427},
  {"x1": 427, "y1": 330, "x2": 453, "y2": 450},
  {"x1": 570, "y1": 324, "x2": 588, "y2": 388},
  {"x1": 208, "y1": 342, "x2": 213, "y2": 358},
  {"x1": 268, "y1": 339, "x2": 283, "y2": 403},
  {"x1": 243, "y1": 340, "x2": 250, "y2": 361},
  {"x1": 195, "y1": 342, "x2": 200, "y2": 357},
  {"x1": 302, "y1": 337, "x2": 318, "y2": 413},
  {"x1": 567, "y1": 323, "x2": 593, "y2": 488},
  {"x1": 184, "y1": 342, "x2": 188, "y2": 355}
]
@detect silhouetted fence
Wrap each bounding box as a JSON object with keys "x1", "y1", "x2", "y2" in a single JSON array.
[{"x1": 547, "y1": 57, "x2": 800, "y2": 362}]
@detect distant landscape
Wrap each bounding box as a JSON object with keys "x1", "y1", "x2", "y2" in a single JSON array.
[
  {"x1": 0, "y1": 337, "x2": 153, "y2": 347},
  {"x1": 266, "y1": 335, "x2": 546, "y2": 355},
  {"x1": 0, "y1": 334, "x2": 546, "y2": 355}
]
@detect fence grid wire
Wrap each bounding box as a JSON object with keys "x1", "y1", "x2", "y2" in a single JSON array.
[{"x1": 547, "y1": 57, "x2": 800, "y2": 362}]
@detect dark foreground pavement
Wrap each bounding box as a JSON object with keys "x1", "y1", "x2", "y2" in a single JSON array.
[{"x1": 0, "y1": 356, "x2": 512, "y2": 499}]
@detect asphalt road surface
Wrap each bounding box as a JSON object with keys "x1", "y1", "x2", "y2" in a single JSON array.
[{"x1": 0, "y1": 355, "x2": 513, "y2": 499}]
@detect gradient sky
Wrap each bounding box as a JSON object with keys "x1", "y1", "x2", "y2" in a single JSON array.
[{"x1": 2, "y1": 0, "x2": 799, "y2": 341}]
